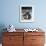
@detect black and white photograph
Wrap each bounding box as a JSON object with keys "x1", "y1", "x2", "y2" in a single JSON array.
[{"x1": 20, "y1": 5, "x2": 34, "y2": 22}]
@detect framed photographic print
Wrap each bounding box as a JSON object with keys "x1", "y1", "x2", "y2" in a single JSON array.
[{"x1": 20, "y1": 5, "x2": 34, "y2": 22}]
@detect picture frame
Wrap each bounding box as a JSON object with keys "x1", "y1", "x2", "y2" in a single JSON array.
[{"x1": 20, "y1": 5, "x2": 34, "y2": 22}]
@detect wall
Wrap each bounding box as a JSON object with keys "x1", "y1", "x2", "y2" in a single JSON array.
[{"x1": 0, "y1": 0, "x2": 46, "y2": 29}]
